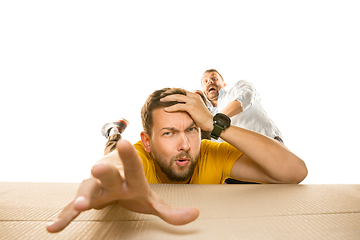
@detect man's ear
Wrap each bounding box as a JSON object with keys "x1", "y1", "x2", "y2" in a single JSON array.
[{"x1": 140, "y1": 132, "x2": 152, "y2": 153}]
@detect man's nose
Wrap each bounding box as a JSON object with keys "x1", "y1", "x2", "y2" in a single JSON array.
[
  {"x1": 178, "y1": 133, "x2": 190, "y2": 152},
  {"x1": 207, "y1": 78, "x2": 213, "y2": 85}
]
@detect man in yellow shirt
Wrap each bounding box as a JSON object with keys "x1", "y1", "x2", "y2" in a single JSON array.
[{"x1": 47, "y1": 88, "x2": 308, "y2": 233}]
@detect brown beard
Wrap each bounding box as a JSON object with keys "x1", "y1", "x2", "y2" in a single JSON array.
[{"x1": 151, "y1": 150, "x2": 199, "y2": 182}]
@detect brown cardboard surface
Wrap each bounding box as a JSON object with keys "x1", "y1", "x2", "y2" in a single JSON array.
[{"x1": 0, "y1": 183, "x2": 359, "y2": 239}]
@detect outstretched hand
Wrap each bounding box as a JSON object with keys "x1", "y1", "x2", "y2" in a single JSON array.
[
  {"x1": 160, "y1": 90, "x2": 214, "y2": 132},
  {"x1": 47, "y1": 140, "x2": 200, "y2": 233}
]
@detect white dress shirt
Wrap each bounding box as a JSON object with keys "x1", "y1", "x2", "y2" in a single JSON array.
[{"x1": 207, "y1": 80, "x2": 283, "y2": 142}]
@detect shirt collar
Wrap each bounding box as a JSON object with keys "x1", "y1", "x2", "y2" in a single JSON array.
[{"x1": 218, "y1": 88, "x2": 227, "y2": 99}]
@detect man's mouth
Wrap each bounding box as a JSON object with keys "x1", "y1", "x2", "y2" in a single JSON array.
[
  {"x1": 175, "y1": 157, "x2": 190, "y2": 167},
  {"x1": 207, "y1": 86, "x2": 217, "y2": 94}
]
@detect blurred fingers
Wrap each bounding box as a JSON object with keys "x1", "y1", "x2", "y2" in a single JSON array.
[
  {"x1": 46, "y1": 201, "x2": 80, "y2": 233},
  {"x1": 116, "y1": 140, "x2": 148, "y2": 186},
  {"x1": 91, "y1": 163, "x2": 122, "y2": 190}
]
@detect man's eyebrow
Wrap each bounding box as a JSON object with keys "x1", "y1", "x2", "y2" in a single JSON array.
[
  {"x1": 160, "y1": 127, "x2": 176, "y2": 131},
  {"x1": 160, "y1": 121, "x2": 197, "y2": 132}
]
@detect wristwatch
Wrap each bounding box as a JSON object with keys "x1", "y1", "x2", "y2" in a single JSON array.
[{"x1": 210, "y1": 113, "x2": 231, "y2": 140}]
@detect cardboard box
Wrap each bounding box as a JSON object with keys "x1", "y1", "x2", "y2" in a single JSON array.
[{"x1": 1, "y1": 182, "x2": 359, "y2": 239}]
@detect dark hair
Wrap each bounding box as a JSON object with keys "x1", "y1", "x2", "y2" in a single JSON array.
[
  {"x1": 141, "y1": 88, "x2": 187, "y2": 135},
  {"x1": 203, "y1": 68, "x2": 224, "y2": 81}
]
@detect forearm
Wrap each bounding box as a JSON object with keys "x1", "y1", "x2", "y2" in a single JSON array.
[
  {"x1": 220, "y1": 100, "x2": 243, "y2": 118},
  {"x1": 221, "y1": 126, "x2": 307, "y2": 183}
]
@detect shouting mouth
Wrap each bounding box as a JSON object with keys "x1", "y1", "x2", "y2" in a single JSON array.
[{"x1": 208, "y1": 86, "x2": 217, "y2": 94}]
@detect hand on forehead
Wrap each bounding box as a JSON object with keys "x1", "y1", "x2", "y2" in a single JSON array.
[{"x1": 160, "y1": 90, "x2": 214, "y2": 132}]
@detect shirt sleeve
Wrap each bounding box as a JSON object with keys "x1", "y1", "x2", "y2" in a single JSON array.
[
  {"x1": 202, "y1": 140, "x2": 243, "y2": 180},
  {"x1": 218, "y1": 142, "x2": 243, "y2": 179},
  {"x1": 133, "y1": 140, "x2": 157, "y2": 183},
  {"x1": 227, "y1": 80, "x2": 257, "y2": 112}
]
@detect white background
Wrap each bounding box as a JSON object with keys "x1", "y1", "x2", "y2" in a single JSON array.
[{"x1": 1, "y1": 0, "x2": 359, "y2": 184}]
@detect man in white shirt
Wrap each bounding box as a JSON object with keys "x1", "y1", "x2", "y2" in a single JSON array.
[
  {"x1": 198, "y1": 69, "x2": 284, "y2": 184},
  {"x1": 199, "y1": 69, "x2": 283, "y2": 143}
]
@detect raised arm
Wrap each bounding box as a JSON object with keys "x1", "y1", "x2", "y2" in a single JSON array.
[
  {"x1": 46, "y1": 140, "x2": 199, "y2": 233},
  {"x1": 161, "y1": 90, "x2": 307, "y2": 184},
  {"x1": 220, "y1": 80, "x2": 257, "y2": 118},
  {"x1": 220, "y1": 100, "x2": 243, "y2": 118}
]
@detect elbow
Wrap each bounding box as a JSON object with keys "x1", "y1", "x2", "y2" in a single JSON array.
[
  {"x1": 276, "y1": 160, "x2": 308, "y2": 184},
  {"x1": 297, "y1": 164, "x2": 308, "y2": 183},
  {"x1": 290, "y1": 162, "x2": 308, "y2": 184}
]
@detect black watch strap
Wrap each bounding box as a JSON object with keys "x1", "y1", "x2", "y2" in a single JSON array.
[{"x1": 210, "y1": 124, "x2": 225, "y2": 140}]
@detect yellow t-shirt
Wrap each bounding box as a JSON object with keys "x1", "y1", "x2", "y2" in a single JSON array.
[{"x1": 134, "y1": 139, "x2": 243, "y2": 184}]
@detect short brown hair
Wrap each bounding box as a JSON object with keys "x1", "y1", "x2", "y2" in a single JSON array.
[
  {"x1": 141, "y1": 88, "x2": 187, "y2": 135},
  {"x1": 203, "y1": 68, "x2": 224, "y2": 81}
]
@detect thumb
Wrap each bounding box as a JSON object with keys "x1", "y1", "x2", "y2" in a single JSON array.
[
  {"x1": 157, "y1": 204, "x2": 200, "y2": 225},
  {"x1": 152, "y1": 193, "x2": 200, "y2": 225}
]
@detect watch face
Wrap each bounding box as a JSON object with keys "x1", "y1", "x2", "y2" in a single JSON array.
[{"x1": 214, "y1": 113, "x2": 231, "y2": 128}]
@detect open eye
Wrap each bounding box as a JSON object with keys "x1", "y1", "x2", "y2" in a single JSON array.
[
  {"x1": 188, "y1": 127, "x2": 198, "y2": 133},
  {"x1": 163, "y1": 132, "x2": 172, "y2": 136}
]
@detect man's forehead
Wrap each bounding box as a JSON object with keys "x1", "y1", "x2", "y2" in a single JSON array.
[
  {"x1": 202, "y1": 72, "x2": 220, "y2": 79},
  {"x1": 153, "y1": 108, "x2": 194, "y2": 128}
]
